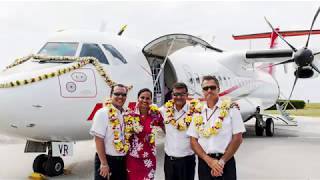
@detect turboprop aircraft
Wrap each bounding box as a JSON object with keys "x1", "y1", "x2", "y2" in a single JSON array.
[{"x1": 0, "y1": 7, "x2": 320, "y2": 177}]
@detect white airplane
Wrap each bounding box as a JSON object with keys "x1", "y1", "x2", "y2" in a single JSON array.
[{"x1": 1, "y1": 8, "x2": 320, "y2": 177}]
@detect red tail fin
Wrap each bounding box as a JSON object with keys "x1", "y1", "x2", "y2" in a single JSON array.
[{"x1": 270, "y1": 28, "x2": 279, "y2": 48}]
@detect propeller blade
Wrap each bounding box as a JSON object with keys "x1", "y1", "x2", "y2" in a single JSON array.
[
  {"x1": 313, "y1": 51, "x2": 320, "y2": 56},
  {"x1": 288, "y1": 74, "x2": 299, "y2": 101},
  {"x1": 272, "y1": 59, "x2": 295, "y2": 67},
  {"x1": 258, "y1": 59, "x2": 294, "y2": 69},
  {"x1": 280, "y1": 91, "x2": 296, "y2": 111},
  {"x1": 283, "y1": 73, "x2": 299, "y2": 110},
  {"x1": 311, "y1": 62, "x2": 320, "y2": 73},
  {"x1": 306, "y1": 7, "x2": 320, "y2": 48},
  {"x1": 264, "y1": 17, "x2": 297, "y2": 52},
  {"x1": 276, "y1": 59, "x2": 294, "y2": 66}
]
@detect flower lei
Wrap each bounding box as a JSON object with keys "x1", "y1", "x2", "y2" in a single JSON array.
[
  {"x1": 149, "y1": 104, "x2": 162, "y2": 145},
  {"x1": 194, "y1": 98, "x2": 231, "y2": 137},
  {"x1": 0, "y1": 54, "x2": 133, "y2": 90},
  {"x1": 125, "y1": 104, "x2": 161, "y2": 145},
  {"x1": 105, "y1": 100, "x2": 131, "y2": 153},
  {"x1": 164, "y1": 99, "x2": 202, "y2": 131}
]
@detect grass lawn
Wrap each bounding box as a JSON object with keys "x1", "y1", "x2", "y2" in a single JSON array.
[{"x1": 265, "y1": 103, "x2": 320, "y2": 117}]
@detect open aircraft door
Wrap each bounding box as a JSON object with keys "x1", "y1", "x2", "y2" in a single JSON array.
[{"x1": 142, "y1": 34, "x2": 221, "y2": 105}]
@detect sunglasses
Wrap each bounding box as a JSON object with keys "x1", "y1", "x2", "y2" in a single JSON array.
[
  {"x1": 172, "y1": 92, "x2": 187, "y2": 97},
  {"x1": 113, "y1": 92, "x2": 127, "y2": 97},
  {"x1": 202, "y1": 85, "x2": 217, "y2": 91}
]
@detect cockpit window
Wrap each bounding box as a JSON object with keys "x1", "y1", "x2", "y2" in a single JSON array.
[
  {"x1": 102, "y1": 44, "x2": 127, "y2": 64},
  {"x1": 80, "y1": 43, "x2": 109, "y2": 64},
  {"x1": 38, "y1": 42, "x2": 78, "y2": 56}
]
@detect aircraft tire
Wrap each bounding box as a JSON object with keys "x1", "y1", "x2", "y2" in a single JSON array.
[
  {"x1": 33, "y1": 154, "x2": 48, "y2": 174},
  {"x1": 44, "y1": 157, "x2": 64, "y2": 176},
  {"x1": 255, "y1": 115, "x2": 264, "y2": 136},
  {"x1": 265, "y1": 118, "x2": 274, "y2": 137}
]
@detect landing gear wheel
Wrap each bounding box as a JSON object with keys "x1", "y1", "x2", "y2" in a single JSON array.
[
  {"x1": 33, "y1": 154, "x2": 48, "y2": 174},
  {"x1": 265, "y1": 118, "x2": 274, "y2": 137},
  {"x1": 255, "y1": 114, "x2": 264, "y2": 136},
  {"x1": 44, "y1": 157, "x2": 64, "y2": 176}
]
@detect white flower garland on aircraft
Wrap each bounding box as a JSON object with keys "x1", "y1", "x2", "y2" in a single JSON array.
[
  {"x1": 0, "y1": 54, "x2": 133, "y2": 90},
  {"x1": 5, "y1": 54, "x2": 33, "y2": 70},
  {"x1": 194, "y1": 98, "x2": 231, "y2": 137}
]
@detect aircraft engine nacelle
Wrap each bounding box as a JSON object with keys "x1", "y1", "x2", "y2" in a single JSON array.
[{"x1": 294, "y1": 66, "x2": 319, "y2": 79}]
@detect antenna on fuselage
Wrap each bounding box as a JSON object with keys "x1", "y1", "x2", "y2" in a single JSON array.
[{"x1": 118, "y1": 24, "x2": 127, "y2": 36}]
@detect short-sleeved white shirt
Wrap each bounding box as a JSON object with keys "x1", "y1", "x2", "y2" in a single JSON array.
[
  {"x1": 89, "y1": 106, "x2": 126, "y2": 156},
  {"x1": 160, "y1": 103, "x2": 194, "y2": 157},
  {"x1": 186, "y1": 99, "x2": 246, "y2": 154}
]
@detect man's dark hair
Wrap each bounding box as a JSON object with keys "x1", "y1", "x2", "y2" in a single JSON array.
[
  {"x1": 110, "y1": 84, "x2": 127, "y2": 96},
  {"x1": 201, "y1": 75, "x2": 220, "y2": 89},
  {"x1": 172, "y1": 82, "x2": 188, "y2": 93},
  {"x1": 137, "y1": 88, "x2": 153, "y2": 98}
]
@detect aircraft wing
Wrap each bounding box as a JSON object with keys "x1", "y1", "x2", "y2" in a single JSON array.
[{"x1": 142, "y1": 34, "x2": 223, "y2": 58}]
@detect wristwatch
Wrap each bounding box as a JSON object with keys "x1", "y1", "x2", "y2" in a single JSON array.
[{"x1": 218, "y1": 159, "x2": 225, "y2": 166}]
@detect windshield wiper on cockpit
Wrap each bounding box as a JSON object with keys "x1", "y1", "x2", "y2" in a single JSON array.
[{"x1": 32, "y1": 58, "x2": 76, "y2": 64}]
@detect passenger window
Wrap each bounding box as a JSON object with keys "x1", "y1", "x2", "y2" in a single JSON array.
[
  {"x1": 103, "y1": 44, "x2": 127, "y2": 64},
  {"x1": 80, "y1": 43, "x2": 109, "y2": 64}
]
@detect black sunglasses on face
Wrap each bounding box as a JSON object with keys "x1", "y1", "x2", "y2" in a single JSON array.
[
  {"x1": 113, "y1": 92, "x2": 127, "y2": 97},
  {"x1": 202, "y1": 85, "x2": 217, "y2": 91},
  {"x1": 172, "y1": 92, "x2": 187, "y2": 97}
]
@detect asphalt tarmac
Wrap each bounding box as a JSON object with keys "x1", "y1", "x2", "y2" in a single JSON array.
[{"x1": 0, "y1": 116, "x2": 320, "y2": 180}]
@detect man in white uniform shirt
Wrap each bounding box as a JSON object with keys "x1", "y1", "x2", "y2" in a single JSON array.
[
  {"x1": 187, "y1": 75, "x2": 246, "y2": 180},
  {"x1": 90, "y1": 84, "x2": 128, "y2": 180},
  {"x1": 159, "y1": 82, "x2": 196, "y2": 180}
]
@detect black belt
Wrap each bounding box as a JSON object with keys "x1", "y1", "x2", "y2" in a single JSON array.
[
  {"x1": 208, "y1": 153, "x2": 224, "y2": 158},
  {"x1": 165, "y1": 153, "x2": 194, "y2": 161},
  {"x1": 106, "y1": 154, "x2": 126, "y2": 160}
]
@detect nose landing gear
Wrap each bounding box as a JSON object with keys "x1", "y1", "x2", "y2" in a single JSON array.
[
  {"x1": 33, "y1": 154, "x2": 64, "y2": 176},
  {"x1": 31, "y1": 142, "x2": 65, "y2": 177}
]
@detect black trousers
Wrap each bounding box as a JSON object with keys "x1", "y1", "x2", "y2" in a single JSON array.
[
  {"x1": 198, "y1": 154, "x2": 237, "y2": 180},
  {"x1": 164, "y1": 153, "x2": 196, "y2": 180},
  {"x1": 94, "y1": 153, "x2": 127, "y2": 180}
]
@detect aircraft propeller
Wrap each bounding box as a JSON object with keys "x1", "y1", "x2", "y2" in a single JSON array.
[{"x1": 264, "y1": 7, "x2": 320, "y2": 103}]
